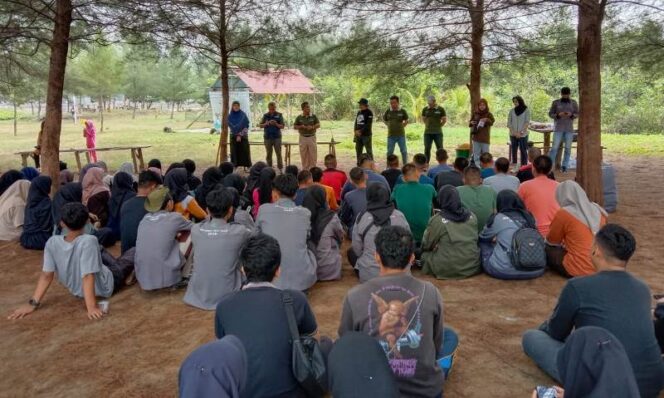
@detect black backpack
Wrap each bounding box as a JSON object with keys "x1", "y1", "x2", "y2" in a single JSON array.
[{"x1": 510, "y1": 217, "x2": 546, "y2": 271}]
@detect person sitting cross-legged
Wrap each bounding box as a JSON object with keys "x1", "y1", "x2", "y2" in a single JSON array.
[
  {"x1": 215, "y1": 233, "x2": 320, "y2": 398},
  {"x1": 342, "y1": 153, "x2": 390, "y2": 198},
  {"x1": 338, "y1": 167, "x2": 368, "y2": 236},
  {"x1": 119, "y1": 170, "x2": 161, "y2": 254},
  {"x1": 479, "y1": 190, "x2": 545, "y2": 280},
  {"x1": 522, "y1": 224, "x2": 664, "y2": 398},
  {"x1": 256, "y1": 174, "x2": 317, "y2": 292},
  {"x1": 482, "y1": 157, "x2": 520, "y2": 194},
  {"x1": 183, "y1": 188, "x2": 252, "y2": 310},
  {"x1": 391, "y1": 163, "x2": 436, "y2": 246},
  {"x1": 320, "y1": 153, "x2": 347, "y2": 204},
  {"x1": 457, "y1": 165, "x2": 497, "y2": 232},
  {"x1": 380, "y1": 154, "x2": 402, "y2": 191},
  {"x1": 8, "y1": 203, "x2": 134, "y2": 321},
  {"x1": 310, "y1": 166, "x2": 339, "y2": 211},
  {"x1": 422, "y1": 185, "x2": 481, "y2": 279},
  {"x1": 339, "y1": 226, "x2": 459, "y2": 397},
  {"x1": 434, "y1": 156, "x2": 468, "y2": 190},
  {"x1": 427, "y1": 148, "x2": 453, "y2": 180},
  {"x1": 134, "y1": 187, "x2": 193, "y2": 291},
  {"x1": 479, "y1": 152, "x2": 495, "y2": 179},
  {"x1": 294, "y1": 169, "x2": 313, "y2": 206},
  {"x1": 518, "y1": 155, "x2": 559, "y2": 237}
]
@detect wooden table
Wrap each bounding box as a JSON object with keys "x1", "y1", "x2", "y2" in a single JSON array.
[
  {"x1": 15, "y1": 146, "x2": 151, "y2": 173},
  {"x1": 227, "y1": 140, "x2": 339, "y2": 166}
]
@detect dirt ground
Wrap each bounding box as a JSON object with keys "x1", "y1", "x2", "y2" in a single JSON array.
[{"x1": 1, "y1": 154, "x2": 663, "y2": 398}]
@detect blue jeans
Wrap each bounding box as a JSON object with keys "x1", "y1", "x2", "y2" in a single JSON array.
[
  {"x1": 436, "y1": 327, "x2": 459, "y2": 397},
  {"x1": 548, "y1": 131, "x2": 574, "y2": 169},
  {"x1": 387, "y1": 135, "x2": 408, "y2": 165},
  {"x1": 472, "y1": 141, "x2": 490, "y2": 165},
  {"x1": 522, "y1": 329, "x2": 563, "y2": 382}
]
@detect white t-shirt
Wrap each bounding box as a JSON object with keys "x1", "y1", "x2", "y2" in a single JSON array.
[{"x1": 43, "y1": 235, "x2": 114, "y2": 298}]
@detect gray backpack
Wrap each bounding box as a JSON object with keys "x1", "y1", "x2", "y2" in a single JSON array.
[{"x1": 510, "y1": 218, "x2": 546, "y2": 271}]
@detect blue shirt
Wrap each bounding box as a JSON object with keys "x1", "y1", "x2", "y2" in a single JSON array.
[
  {"x1": 294, "y1": 188, "x2": 306, "y2": 206},
  {"x1": 481, "y1": 168, "x2": 495, "y2": 179},
  {"x1": 427, "y1": 164, "x2": 453, "y2": 179},
  {"x1": 396, "y1": 174, "x2": 434, "y2": 186},
  {"x1": 261, "y1": 112, "x2": 284, "y2": 140},
  {"x1": 341, "y1": 169, "x2": 390, "y2": 198}
]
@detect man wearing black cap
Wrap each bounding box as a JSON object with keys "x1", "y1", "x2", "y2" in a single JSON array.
[
  {"x1": 354, "y1": 98, "x2": 374, "y2": 164},
  {"x1": 548, "y1": 87, "x2": 579, "y2": 172}
]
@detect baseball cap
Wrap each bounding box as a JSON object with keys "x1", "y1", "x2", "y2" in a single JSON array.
[
  {"x1": 144, "y1": 186, "x2": 171, "y2": 212},
  {"x1": 358, "y1": 98, "x2": 369, "y2": 105}
]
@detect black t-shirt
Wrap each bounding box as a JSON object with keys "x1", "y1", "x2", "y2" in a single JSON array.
[
  {"x1": 434, "y1": 170, "x2": 464, "y2": 190},
  {"x1": 215, "y1": 286, "x2": 318, "y2": 398},
  {"x1": 381, "y1": 169, "x2": 402, "y2": 191},
  {"x1": 119, "y1": 196, "x2": 147, "y2": 254},
  {"x1": 354, "y1": 109, "x2": 374, "y2": 136}
]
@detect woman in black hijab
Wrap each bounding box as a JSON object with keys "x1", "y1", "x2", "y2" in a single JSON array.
[
  {"x1": 108, "y1": 172, "x2": 137, "y2": 239},
  {"x1": 195, "y1": 167, "x2": 224, "y2": 210},
  {"x1": 245, "y1": 161, "x2": 267, "y2": 197},
  {"x1": 219, "y1": 162, "x2": 235, "y2": 177},
  {"x1": 437, "y1": 184, "x2": 471, "y2": 223},
  {"x1": 328, "y1": 332, "x2": 400, "y2": 398},
  {"x1": 223, "y1": 173, "x2": 251, "y2": 210},
  {"x1": 554, "y1": 326, "x2": 640, "y2": 398},
  {"x1": 20, "y1": 176, "x2": 53, "y2": 250},
  {"x1": 165, "y1": 168, "x2": 190, "y2": 204},
  {"x1": 252, "y1": 167, "x2": 276, "y2": 218},
  {"x1": 52, "y1": 182, "x2": 82, "y2": 233},
  {"x1": 182, "y1": 159, "x2": 202, "y2": 190},
  {"x1": 365, "y1": 183, "x2": 394, "y2": 227},
  {"x1": 0, "y1": 170, "x2": 25, "y2": 197},
  {"x1": 303, "y1": 185, "x2": 344, "y2": 280},
  {"x1": 509, "y1": 95, "x2": 530, "y2": 167},
  {"x1": 302, "y1": 186, "x2": 334, "y2": 246}
]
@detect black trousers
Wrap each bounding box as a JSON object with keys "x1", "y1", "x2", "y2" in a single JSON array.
[
  {"x1": 354, "y1": 135, "x2": 373, "y2": 165},
  {"x1": 101, "y1": 247, "x2": 136, "y2": 293},
  {"x1": 546, "y1": 244, "x2": 572, "y2": 278},
  {"x1": 424, "y1": 133, "x2": 443, "y2": 163}
]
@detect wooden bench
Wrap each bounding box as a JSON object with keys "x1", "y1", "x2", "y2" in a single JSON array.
[
  {"x1": 226, "y1": 140, "x2": 339, "y2": 166},
  {"x1": 16, "y1": 146, "x2": 151, "y2": 173}
]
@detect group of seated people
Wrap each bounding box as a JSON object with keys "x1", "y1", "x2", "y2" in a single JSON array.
[{"x1": 1, "y1": 148, "x2": 663, "y2": 397}]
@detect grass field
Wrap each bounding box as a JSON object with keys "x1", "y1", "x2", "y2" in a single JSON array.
[{"x1": 1, "y1": 110, "x2": 663, "y2": 172}]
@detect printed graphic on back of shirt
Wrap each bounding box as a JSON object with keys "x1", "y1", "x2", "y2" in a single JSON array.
[{"x1": 368, "y1": 285, "x2": 423, "y2": 378}]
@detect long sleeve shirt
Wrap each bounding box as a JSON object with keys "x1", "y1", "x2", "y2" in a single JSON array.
[{"x1": 548, "y1": 99, "x2": 579, "y2": 133}]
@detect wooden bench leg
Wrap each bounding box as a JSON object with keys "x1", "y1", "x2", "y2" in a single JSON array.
[
  {"x1": 74, "y1": 152, "x2": 82, "y2": 171},
  {"x1": 137, "y1": 148, "x2": 145, "y2": 171},
  {"x1": 543, "y1": 132, "x2": 551, "y2": 155},
  {"x1": 131, "y1": 149, "x2": 139, "y2": 174},
  {"x1": 21, "y1": 154, "x2": 29, "y2": 168},
  {"x1": 85, "y1": 150, "x2": 91, "y2": 164}
]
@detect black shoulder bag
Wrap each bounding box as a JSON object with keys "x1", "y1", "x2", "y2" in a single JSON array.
[{"x1": 282, "y1": 292, "x2": 328, "y2": 397}]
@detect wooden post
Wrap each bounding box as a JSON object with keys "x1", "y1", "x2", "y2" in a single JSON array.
[
  {"x1": 137, "y1": 147, "x2": 146, "y2": 171},
  {"x1": 131, "y1": 148, "x2": 139, "y2": 173},
  {"x1": 74, "y1": 151, "x2": 82, "y2": 171}
]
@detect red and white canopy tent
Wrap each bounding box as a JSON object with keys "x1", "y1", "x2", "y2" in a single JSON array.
[{"x1": 209, "y1": 68, "x2": 319, "y2": 125}]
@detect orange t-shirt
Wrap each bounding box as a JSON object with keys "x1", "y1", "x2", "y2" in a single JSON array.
[
  {"x1": 518, "y1": 176, "x2": 559, "y2": 237},
  {"x1": 174, "y1": 196, "x2": 207, "y2": 220},
  {"x1": 547, "y1": 209, "x2": 607, "y2": 276},
  {"x1": 315, "y1": 183, "x2": 339, "y2": 211}
]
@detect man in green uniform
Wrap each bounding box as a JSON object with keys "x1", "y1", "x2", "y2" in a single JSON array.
[
  {"x1": 293, "y1": 101, "x2": 320, "y2": 170},
  {"x1": 383, "y1": 95, "x2": 409, "y2": 165},
  {"x1": 421, "y1": 95, "x2": 447, "y2": 162},
  {"x1": 391, "y1": 163, "x2": 436, "y2": 245}
]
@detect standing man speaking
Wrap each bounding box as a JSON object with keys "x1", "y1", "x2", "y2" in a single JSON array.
[
  {"x1": 293, "y1": 101, "x2": 320, "y2": 170},
  {"x1": 383, "y1": 95, "x2": 409, "y2": 165},
  {"x1": 421, "y1": 96, "x2": 447, "y2": 163}
]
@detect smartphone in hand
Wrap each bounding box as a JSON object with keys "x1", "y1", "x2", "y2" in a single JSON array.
[{"x1": 536, "y1": 386, "x2": 558, "y2": 398}]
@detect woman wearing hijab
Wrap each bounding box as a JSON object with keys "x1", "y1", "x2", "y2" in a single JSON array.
[
  {"x1": 195, "y1": 167, "x2": 224, "y2": 211},
  {"x1": 547, "y1": 180, "x2": 608, "y2": 277},
  {"x1": 545, "y1": 326, "x2": 641, "y2": 398},
  {"x1": 0, "y1": 170, "x2": 26, "y2": 197},
  {"x1": 351, "y1": 183, "x2": 410, "y2": 282},
  {"x1": 225, "y1": 187, "x2": 254, "y2": 230},
  {"x1": 59, "y1": 169, "x2": 74, "y2": 187},
  {"x1": 244, "y1": 162, "x2": 266, "y2": 202},
  {"x1": 166, "y1": 162, "x2": 185, "y2": 176},
  {"x1": 219, "y1": 161, "x2": 235, "y2": 177},
  {"x1": 508, "y1": 96, "x2": 530, "y2": 169},
  {"x1": 82, "y1": 167, "x2": 111, "y2": 228},
  {"x1": 178, "y1": 335, "x2": 247, "y2": 398},
  {"x1": 468, "y1": 98, "x2": 495, "y2": 165},
  {"x1": 422, "y1": 185, "x2": 480, "y2": 279},
  {"x1": 228, "y1": 101, "x2": 252, "y2": 169},
  {"x1": 223, "y1": 173, "x2": 251, "y2": 211},
  {"x1": 165, "y1": 168, "x2": 207, "y2": 221},
  {"x1": 83, "y1": 120, "x2": 98, "y2": 163},
  {"x1": 328, "y1": 332, "x2": 400, "y2": 398},
  {"x1": 303, "y1": 186, "x2": 345, "y2": 281},
  {"x1": 20, "y1": 167, "x2": 40, "y2": 182},
  {"x1": 20, "y1": 176, "x2": 53, "y2": 250},
  {"x1": 107, "y1": 172, "x2": 137, "y2": 239},
  {"x1": 479, "y1": 190, "x2": 545, "y2": 280},
  {"x1": 0, "y1": 180, "x2": 31, "y2": 241},
  {"x1": 251, "y1": 167, "x2": 276, "y2": 219}
]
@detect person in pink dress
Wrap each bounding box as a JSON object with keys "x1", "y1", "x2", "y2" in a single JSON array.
[{"x1": 83, "y1": 120, "x2": 98, "y2": 163}]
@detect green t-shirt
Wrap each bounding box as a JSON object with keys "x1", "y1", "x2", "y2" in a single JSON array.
[
  {"x1": 391, "y1": 181, "x2": 436, "y2": 242},
  {"x1": 294, "y1": 114, "x2": 320, "y2": 137},
  {"x1": 422, "y1": 106, "x2": 446, "y2": 134},
  {"x1": 383, "y1": 108, "x2": 409, "y2": 137},
  {"x1": 456, "y1": 185, "x2": 497, "y2": 232}
]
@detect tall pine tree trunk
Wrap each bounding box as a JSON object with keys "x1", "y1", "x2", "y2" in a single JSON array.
[
  {"x1": 216, "y1": 0, "x2": 230, "y2": 165},
  {"x1": 42, "y1": 0, "x2": 73, "y2": 192},
  {"x1": 132, "y1": 101, "x2": 137, "y2": 119},
  {"x1": 37, "y1": 99, "x2": 41, "y2": 119},
  {"x1": 13, "y1": 99, "x2": 18, "y2": 137},
  {"x1": 468, "y1": 0, "x2": 484, "y2": 147},
  {"x1": 170, "y1": 102, "x2": 175, "y2": 119},
  {"x1": 576, "y1": 0, "x2": 605, "y2": 204},
  {"x1": 99, "y1": 96, "x2": 105, "y2": 132}
]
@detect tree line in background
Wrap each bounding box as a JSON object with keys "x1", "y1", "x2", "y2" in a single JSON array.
[{"x1": 0, "y1": 0, "x2": 663, "y2": 201}]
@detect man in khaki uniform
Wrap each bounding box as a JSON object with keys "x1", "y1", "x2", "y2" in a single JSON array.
[{"x1": 293, "y1": 101, "x2": 320, "y2": 170}]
